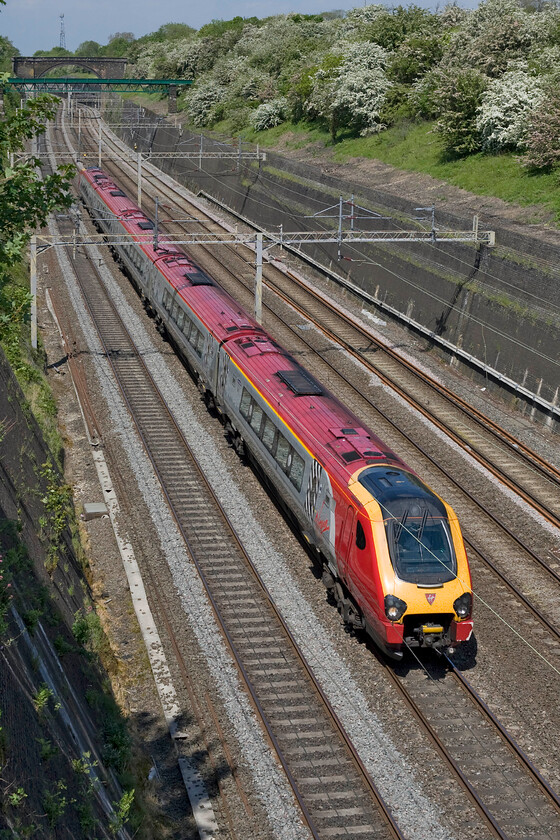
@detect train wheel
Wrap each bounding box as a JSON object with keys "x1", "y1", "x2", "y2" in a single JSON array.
[
  {"x1": 225, "y1": 424, "x2": 246, "y2": 459},
  {"x1": 334, "y1": 582, "x2": 365, "y2": 631},
  {"x1": 232, "y1": 433, "x2": 246, "y2": 459}
]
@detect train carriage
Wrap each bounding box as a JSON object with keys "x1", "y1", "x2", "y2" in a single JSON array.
[{"x1": 78, "y1": 166, "x2": 474, "y2": 660}]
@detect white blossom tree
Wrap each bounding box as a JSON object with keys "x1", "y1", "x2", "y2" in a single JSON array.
[
  {"x1": 251, "y1": 98, "x2": 289, "y2": 131},
  {"x1": 305, "y1": 41, "x2": 390, "y2": 139},
  {"x1": 185, "y1": 80, "x2": 227, "y2": 126},
  {"x1": 445, "y1": 0, "x2": 535, "y2": 77},
  {"x1": 476, "y1": 66, "x2": 544, "y2": 150}
]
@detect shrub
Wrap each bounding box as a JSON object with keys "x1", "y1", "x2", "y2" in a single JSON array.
[
  {"x1": 433, "y1": 66, "x2": 488, "y2": 156},
  {"x1": 184, "y1": 80, "x2": 227, "y2": 126},
  {"x1": 388, "y1": 33, "x2": 444, "y2": 84},
  {"x1": 304, "y1": 42, "x2": 391, "y2": 139},
  {"x1": 523, "y1": 87, "x2": 560, "y2": 170},
  {"x1": 446, "y1": 0, "x2": 535, "y2": 77},
  {"x1": 476, "y1": 67, "x2": 544, "y2": 151},
  {"x1": 251, "y1": 98, "x2": 289, "y2": 131}
]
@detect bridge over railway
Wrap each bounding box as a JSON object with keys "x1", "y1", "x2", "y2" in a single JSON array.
[
  {"x1": 12, "y1": 56, "x2": 128, "y2": 79},
  {"x1": 8, "y1": 57, "x2": 192, "y2": 111}
]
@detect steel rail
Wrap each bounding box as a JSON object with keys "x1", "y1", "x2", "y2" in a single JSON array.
[
  {"x1": 443, "y1": 653, "x2": 560, "y2": 813},
  {"x1": 76, "y1": 119, "x2": 560, "y2": 613},
  {"x1": 269, "y1": 269, "x2": 560, "y2": 526},
  {"x1": 64, "y1": 205, "x2": 404, "y2": 840},
  {"x1": 40, "y1": 141, "x2": 247, "y2": 838},
  {"x1": 379, "y1": 657, "x2": 511, "y2": 840},
  {"x1": 55, "y1": 107, "x2": 560, "y2": 840},
  {"x1": 84, "y1": 116, "x2": 560, "y2": 512}
]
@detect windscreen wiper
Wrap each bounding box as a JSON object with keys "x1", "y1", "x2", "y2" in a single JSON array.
[{"x1": 393, "y1": 509, "x2": 408, "y2": 542}]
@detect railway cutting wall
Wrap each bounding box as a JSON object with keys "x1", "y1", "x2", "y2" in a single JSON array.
[
  {"x1": 108, "y1": 101, "x2": 560, "y2": 428},
  {"x1": 0, "y1": 350, "x2": 133, "y2": 835}
]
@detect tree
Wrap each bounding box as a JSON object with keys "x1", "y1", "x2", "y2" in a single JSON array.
[
  {"x1": 523, "y1": 86, "x2": 560, "y2": 170},
  {"x1": 32, "y1": 47, "x2": 72, "y2": 58},
  {"x1": 433, "y1": 66, "x2": 488, "y2": 156},
  {"x1": 100, "y1": 33, "x2": 135, "y2": 58},
  {"x1": 152, "y1": 23, "x2": 196, "y2": 41},
  {"x1": 359, "y1": 5, "x2": 440, "y2": 50},
  {"x1": 304, "y1": 42, "x2": 390, "y2": 140},
  {"x1": 446, "y1": 0, "x2": 534, "y2": 77},
  {"x1": 74, "y1": 40, "x2": 102, "y2": 57},
  {"x1": 0, "y1": 35, "x2": 18, "y2": 73},
  {"x1": 0, "y1": 79, "x2": 73, "y2": 329},
  {"x1": 476, "y1": 67, "x2": 543, "y2": 151}
]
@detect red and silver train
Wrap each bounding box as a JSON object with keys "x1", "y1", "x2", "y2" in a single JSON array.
[{"x1": 79, "y1": 166, "x2": 473, "y2": 660}]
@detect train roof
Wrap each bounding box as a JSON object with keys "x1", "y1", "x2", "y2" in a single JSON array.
[
  {"x1": 225, "y1": 334, "x2": 407, "y2": 484},
  {"x1": 82, "y1": 167, "x2": 410, "y2": 487},
  {"x1": 82, "y1": 167, "x2": 263, "y2": 342}
]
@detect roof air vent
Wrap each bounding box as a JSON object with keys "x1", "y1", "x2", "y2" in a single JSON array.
[{"x1": 277, "y1": 369, "x2": 323, "y2": 396}]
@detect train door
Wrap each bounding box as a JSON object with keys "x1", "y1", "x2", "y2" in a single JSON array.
[
  {"x1": 337, "y1": 505, "x2": 355, "y2": 578},
  {"x1": 305, "y1": 461, "x2": 336, "y2": 565},
  {"x1": 215, "y1": 349, "x2": 230, "y2": 409}
]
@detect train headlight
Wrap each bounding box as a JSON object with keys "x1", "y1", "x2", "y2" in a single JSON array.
[
  {"x1": 384, "y1": 595, "x2": 407, "y2": 622},
  {"x1": 453, "y1": 592, "x2": 473, "y2": 619}
]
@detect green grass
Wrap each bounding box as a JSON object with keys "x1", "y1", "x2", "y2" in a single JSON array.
[{"x1": 333, "y1": 121, "x2": 560, "y2": 222}]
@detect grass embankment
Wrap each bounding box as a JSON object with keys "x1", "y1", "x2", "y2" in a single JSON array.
[{"x1": 221, "y1": 117, "x2": 560, "y2": 224}]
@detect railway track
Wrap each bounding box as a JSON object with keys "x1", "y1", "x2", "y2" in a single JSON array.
[
  {"x1": 48, "y1": 170, "x2": 404, "y2": 840},
  {"x1": 386, "y1": 651, "x2": 560, "y2": 840},
  {"x1": 47, "y1": 107, "x2": 560, "y2": 837},
  {"x1": 72, "y1": 113, "x2": 560, "y2": 631},
  {"x1": 54, "y1": 204, "x2": 560, "y2": 840},
  {"x1": 76, "y1": 112, "x2": 560, "y2": 534}
]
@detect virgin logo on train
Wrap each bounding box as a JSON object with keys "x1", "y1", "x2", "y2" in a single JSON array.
[{"x1": 425, "y1": 593, "x2": 436, "y2": 605}]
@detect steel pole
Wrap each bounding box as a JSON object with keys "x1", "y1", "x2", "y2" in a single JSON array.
[
  {"x1": 255, "y1": 233, "x2": 263, "y2": 324},
  {"x1": 154, "y1": 197, "x2": 159, "y2": 250},
  {"x1": 30, "y1": 235, "x2": 37, "y2": 349},
  {"x1": 137, "y1": 151, "x2": 142, "y2": 208}
]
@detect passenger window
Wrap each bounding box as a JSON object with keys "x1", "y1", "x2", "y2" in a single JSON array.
[
  {"x1": 240, "y1": 389, "x2": 252, "y2": 420},
  {"x1": 289, "y1": 452, "x2": 305, "y2": 492},
  {"x1": 184, "y1": 318, "x2": 192, "y2": 340},
  {"x1": 250, "y1": 404, "x2": 264, "y2": 435},
  {"x1": 276, "y1": 436, "x2": 290, "y2": 472},
  {"x1": 176, "y1": 309, "x2": 185, "y2": 329},
  {"x1": 196, "y1": 331, "x2": 205, "y2": 355},
  {"x1": 261, "y1": 418, "x2": 277, "y2": 452},
  {"x1": 356, "y1": 521, "x2": 367, "y2": 550}
]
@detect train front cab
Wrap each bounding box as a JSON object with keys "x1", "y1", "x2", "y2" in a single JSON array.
[{"x1": 347, "y1": 466, "x2": 473, "y2": 660}]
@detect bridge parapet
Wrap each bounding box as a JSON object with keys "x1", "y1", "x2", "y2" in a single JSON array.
[{"x1": 12, "y1": 56, "x2": 127, "y2": 79}]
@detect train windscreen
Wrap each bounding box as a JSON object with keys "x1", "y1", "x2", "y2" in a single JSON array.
[
  {"x1": 384, "y1": 512, "x2": 456, "y2": 584},
  {"x1": 358, "y1": 466, "x2": 457, "y2": 584}
]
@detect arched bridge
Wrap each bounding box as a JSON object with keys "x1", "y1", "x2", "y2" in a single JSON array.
[{"x1": 11, "y1": 56, "x2": 127, "y2": 79}]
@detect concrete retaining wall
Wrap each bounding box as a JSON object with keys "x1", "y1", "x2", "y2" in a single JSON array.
[{"x1": 105, "y1": 100, "x2": 560, "y2": 426}]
